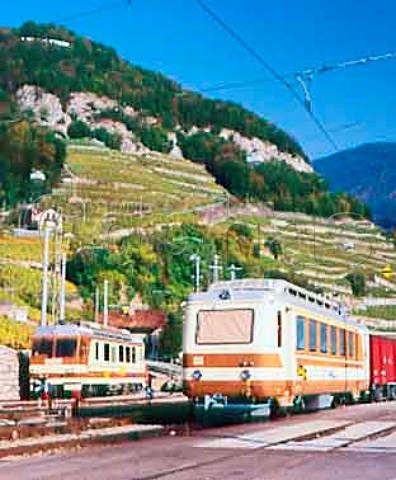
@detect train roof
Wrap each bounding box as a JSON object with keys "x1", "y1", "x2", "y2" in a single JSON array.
[
  {"x1": 188, "y1": 278, "x2": 367, "y2": 331},
  {"x1": 33, "y1": 322, "x2": 145, "y2": 343}
]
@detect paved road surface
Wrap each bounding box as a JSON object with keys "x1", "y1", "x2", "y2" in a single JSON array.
[{"x1": 1, "y1": 402, "x2": 395, "y2": 480}]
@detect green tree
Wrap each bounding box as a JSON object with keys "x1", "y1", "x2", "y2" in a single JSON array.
[
  {"x1": 265, "y1": 237, "x2": 282, "y2": 260},
  {"x1": 67, "y1": 120, "x2": 91, "y2": 139},
  {"x1": 345, "y1": 272, "x2": 366, "y2": 297},
  {"x1": 140, "y1": 125, "x2": 172, "y2": 153},
  {"x1": 92, "y1": 128, "x2": 122, "y2": 150}
]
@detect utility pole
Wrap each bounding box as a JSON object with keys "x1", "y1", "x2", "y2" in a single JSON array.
[
  {"x1": 103, "y1": 280, "x2": 109, "y2": 326},
  {"x1": 40, "y1": 228, "x2": 50, "y2": 327},
  {"x1": 59, "y1": 253, "x2": 66, "y2": 324},
  {"x1": 50, "y1": 210, "x2": 62, "y2": 323},
  {"x1": 209, "y1": 253, "x2": 222, "y2": 284},
  {"x1": 94, "y1": 286, "x2": 100, "y2": 323},
  {"x1": 228, "y1": 264, "x2": 242, "y2": 281},
  {"x1": 190, "y1": 254, "x2": 201, "y2": 292}
]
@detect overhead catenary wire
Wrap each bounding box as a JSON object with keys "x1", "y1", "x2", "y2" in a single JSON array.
[
  {"x1": 199, "y1": 51, "x2": 396, "y2": 94},
  {"x1": 54, "y1": 0, "x2": 131, "y2": 24},
  {"x1": 194, "y1": 0, "x2": 338, "y2": 151}
]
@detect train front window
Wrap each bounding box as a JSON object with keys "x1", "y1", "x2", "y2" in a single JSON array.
[
  {"x1": 196, "y1": 309, "x2": 253, "y2": 345},
  {"x1": 32, "y1": 338, "x2": 53, "y2": 357},
  {"x1": 55, "y1": 339, "x2": 77, "y2": 358}
]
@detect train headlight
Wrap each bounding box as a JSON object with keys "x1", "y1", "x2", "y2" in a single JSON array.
[
  {"x1": 192, "y1": 370, "x2": 202, "y2": 381},
  {"x1": 240, "y1": 369, "x2": 251, "y2": 381}
]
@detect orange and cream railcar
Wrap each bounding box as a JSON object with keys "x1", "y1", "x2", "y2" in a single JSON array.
[
  {"x1": 183, "y1": 279, "x2": 370, "y2": 408},
  {"x1": 30, "y1": 322, "x2": 147, "y2": 398}
]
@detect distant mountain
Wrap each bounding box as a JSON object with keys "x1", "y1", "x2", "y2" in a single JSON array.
[{"x1": 315, "y1": 143, "x2": 396, "y2": 229}]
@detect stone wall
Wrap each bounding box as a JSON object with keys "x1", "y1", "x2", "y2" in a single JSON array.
[{"x1": 0, "y1": 346, "x2": 20, "y2": 401}]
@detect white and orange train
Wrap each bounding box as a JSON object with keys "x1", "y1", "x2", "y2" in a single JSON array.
[
  {"x1": 30, "y1": 322, "x2": 147, "y2": 398},
  {"x1": 183, "y1": 279, "x2": 371, "y2": 411}
]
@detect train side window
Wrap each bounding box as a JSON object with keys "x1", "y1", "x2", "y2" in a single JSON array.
[
  {"x1": 339, "y1": 330, "x2": 346, "y2": 356},
  {"x1": 331, "y1": 326, "x2": 337, "y2": 355},
  {"x1": 126, "y1": 346, "x2": 131, "y2": 363},
  {"x1": 277, "y1": 311, "x2": 282, "y2": 348},
  {"x1": 309, "y1": 320, "x2": 317, "y2": 351},
  {"x1": 104, "y1": 343, "x2": 110, "y2": 362},
  {"x1": 119, "y1": 345, "x2": 124, "y2": 363},
  {"x1": 111, "y1": 346, "x2": 116, "y2": 363},
  {"x1": 296, "y1": 316, "x2": 305, "y2": 350},
  {"x1": 355, "y1": 333, "x2": 360, "y2": 360},
  {"x1": 348, "y1": 332, "x2": 354, "y2": 358},
  {"x1": 131, "y1": 346, "x2": 136, "y2": 363},
  {"x1": 95, "y1": 342, "x2": 99, "y2": 361},
  {"x1": 320, "y1": 323, "x2": 327, "y2": 353}
]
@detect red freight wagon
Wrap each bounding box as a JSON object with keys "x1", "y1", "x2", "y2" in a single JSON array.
[{"x1": 370, "y1": 334, "x2": 396, "y2": 399}]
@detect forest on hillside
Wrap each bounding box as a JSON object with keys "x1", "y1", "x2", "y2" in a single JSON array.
[{"x1": 0, "y1": 21, "x2": 304, "y2": 157}]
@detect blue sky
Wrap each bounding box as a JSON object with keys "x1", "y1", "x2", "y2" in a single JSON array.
[{"x1": 2, "y1": 0, "x2": 396, "y2": 158}]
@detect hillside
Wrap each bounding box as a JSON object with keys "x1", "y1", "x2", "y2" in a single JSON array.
[
  {"x1": 1, "y1": 22, "x2": 394, "y2": 354},
  {"x1": 315, "y1": 143, "x2": 396, "y2": 230},
  {"x1": 1, "y1": 22, "x2": 306, "y2": 158},
  {"x1": 1, "y1": 143, "x2": 396, "y2": 353},
  {"x1": 0, "y1": 22, "x2": 369, "y2": 219}
]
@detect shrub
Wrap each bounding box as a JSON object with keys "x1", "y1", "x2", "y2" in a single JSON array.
[
  {"x1": 67, "y1": 120, "x2": 91, "y2": 139},
  {"x1": 140, "y1": 125, "x2": 172, "y2": 153}
]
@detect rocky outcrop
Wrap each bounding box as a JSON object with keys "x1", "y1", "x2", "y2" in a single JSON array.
[
  {"x1": 16, "y1": 85, "x2": 71, "y2": 135},
  {"x1": 92, "y1": 119, "x2": 149, "y2": 154},
  {"x1": 67, "y1": 92, "x2": 118, "y2": 122},
  {"x1": 220, "y1": 128, "x2": 313, "y2": 173},
  {"x1": 16, "y1": 85, "x2": 312, "y2": 173},
  {"x1": 167, "y1": 132, "x2": 183, "y2": 158}
]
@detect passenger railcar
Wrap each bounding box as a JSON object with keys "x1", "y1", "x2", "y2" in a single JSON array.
[
  {"x1": 30, "y1": 322, "x2": 147, "y2": 398},
  {"x1": 183, "y1": 279, "x2": 370, "y2": 410}
]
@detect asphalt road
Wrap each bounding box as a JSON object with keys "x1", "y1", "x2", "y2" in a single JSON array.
[{"x1": 1, "y1": 402, "x2": 395, "y2": 480}]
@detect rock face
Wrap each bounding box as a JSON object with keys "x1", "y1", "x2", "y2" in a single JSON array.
[
  {"x1": 168, "y1": 132, "x2": 183, "y2": 158},
  {"x1": 93, "y1": 119, "x2": 149, "y2": 154},
  {"x1": 67, "y1": 92, "x2": 118, "y2": 122},
  {"x1": 16, "y1": 84, "x2": 312, "y2": 173},
  {"x1": 0, "y1": 346, "x2": 20, "y2": 401},
  {"x1": 16, "y1": 85, "x2": 71, "y2": 135},
  {"x1": 220, "y1": 128, "x2": 313, "y2": 173}
]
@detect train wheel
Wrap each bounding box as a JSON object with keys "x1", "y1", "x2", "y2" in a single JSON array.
[
  {"x1": 292, "y1": 396, "x2": 306, "y2": 414},
  {"x1": 269, "y1": 398, "x2": 281, "y2": 418},
  {"x1": 331, "y1": 394, "x2": 340, "y2": 409}
]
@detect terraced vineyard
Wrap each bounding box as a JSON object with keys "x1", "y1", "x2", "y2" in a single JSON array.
[
  {"x1": 210, "y1": 212, "x2": 396, "y2": 306},
  {"x1": 50, "y1": 144, "x2": 226, "y2": 238},
  {"x1": 0, "y1": 235, "x2": 79, "y2": 323},
  {"x1": 2, "y1": 143, "x2": 396, "y2": 334}
]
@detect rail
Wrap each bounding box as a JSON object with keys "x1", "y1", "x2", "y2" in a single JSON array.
[{"x1": 146, "y1": 360, "x2": 182, "y2": 378}]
